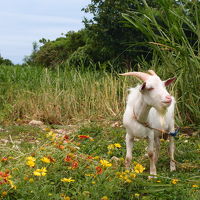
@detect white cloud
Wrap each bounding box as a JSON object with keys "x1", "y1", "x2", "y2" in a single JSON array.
[{"x1": 0, "y1": 11, "x2": 81, "y2": 25}]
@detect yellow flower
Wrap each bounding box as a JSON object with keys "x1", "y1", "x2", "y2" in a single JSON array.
[
  {"x1": 100, "y1": 159, "x2": 112, "y2": 167},
  {"x1": 41, "y1": 157, "x2": 51, "y2": 163},
  {"x1": 135, "y1": 193, "x2": 140, "y2": 197},
  {"x1": 46, "y1": 131, "x2": 56, "y2": 140},
  {"x1": 63, "y1": 197, "x2": 70, "y2": 200},
  {"x1": 171, "y1": 179, "x2": 179, "y2": 184},
  {"x1": 101, "y1": 196, "x2": 109, "y2": 200},
  {"x1": 33, "y1": 171, "x2": 41, "y2": 176},
  {"x1": 114, "y1": 143, "x2": 121, "y2": 148},
  {"x1": 29, "y1": 178, "x2": 34, "y2": 183},
  {"x1": 61, "y1": 178, "x2": 75, "y2": 183},
  {"x1": 134, "y1": 163, "x2": 145, "y2": 173},
  {"x1": 33, "y1": 167, "x2": 47, "y2": 176},
  {"x1": 192, "y1": 184, "x2": 198, "y2": 188},
  {"x1": 85, "y1": 173, "x2": 95, "y2": 177},
  {"x1": 107, "y1": 144, "x2": 115, "y2": 150},
  {"x1": 26, "y1": 160, "x2": 35, "y2": 167},
  {"x1": 26, "y1": 156, "x2": 36, "y2": 162},
  {"x1": 26, "y1": 156, "x2": 36, "y2": 167},
  {"x1": 130, "y1": 172, "x2": 136, "y2": 178},
  {"x1": 2, "y1": 191, "x2": 7, "y2": 197},
  {"x1": 8, "y1": 180, "x2": 17, "y2": 189}
]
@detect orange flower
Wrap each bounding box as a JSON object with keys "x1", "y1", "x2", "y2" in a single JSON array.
[
  {"x1": 57, "y1": 145, "x2": 65, "y2": 150},
  {"x1": 63, "y1": 135, "x2": 69, "y2": 141},
  {"x1": 96, "y1": 166, "x2": 103, "y2": 174},
  {"x1": 1, "y1": 157, "x2": 8, "y2": 162},
  {"x1": 87, "y1": 156, "x2": 94, "y2": 160},
  {"x1": 64, "y1": 155, "x2": 72, "y2": 162},
  {"x1": 78, "y1": 135, "x2": 90, "y2": 139},
  {"x1": 71, "y1": 161, "x2": 79, "y2": 169}
]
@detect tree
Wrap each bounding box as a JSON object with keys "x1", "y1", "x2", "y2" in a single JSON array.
[
  {"x1": 0, "y1": 54, "x2": 13, "y2": 66},
  {"x1": 82, "y1": 0, "x2": 152, "y2": 69},
  {"x1": 24, "y1": 30, "x2": 87, "y2": 67}
]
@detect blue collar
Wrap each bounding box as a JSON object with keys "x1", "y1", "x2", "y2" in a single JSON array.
[{"x1": 169, "y1": 128, "x2": 179, "y2": 137}]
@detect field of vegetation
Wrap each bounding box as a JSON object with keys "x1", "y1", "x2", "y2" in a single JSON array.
[
  {"x1": 0, "y1": 0, "x2": 200, "y2": 199},
  {"x1": 0, "y1": 65, "x2": 199, "y2": 199}
]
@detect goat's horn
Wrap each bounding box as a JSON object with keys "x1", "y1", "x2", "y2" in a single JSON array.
[
  {"x1": 148, "y1": 70, "x2": 157, "y2": 76},
  {"x1": 120, "y1": 72, "x2": 150, "y2": 81}
]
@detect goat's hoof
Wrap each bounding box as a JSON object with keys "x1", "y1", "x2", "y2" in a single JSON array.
[
  {"x1": 125, "y1": 158, "x2": 131, "y2": 169},
  {"x1": 170, "y1": 161, "x2": 176, "y2": 172},
  {"x1": 148, "y1": 175, "x2": 157, "y2": 179}
]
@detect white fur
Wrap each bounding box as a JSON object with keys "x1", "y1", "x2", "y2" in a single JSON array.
[{"x1": 123, "y1": 74, "x2": 176, "y2": 175}]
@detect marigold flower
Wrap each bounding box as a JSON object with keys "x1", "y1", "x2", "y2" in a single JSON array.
[
  {"x1": 78, "y1": 135, "x2": 90, "y2": 139},
  {"x1": 33, "y1": 167, "x2": 47, "y2": 176},
  {"x1": 192, "y1": 184, "x2": 199, "y2": 188},
  {"x1": 96, "y1": 166, "x2": 103, "y2": 174},
  {"x1": 1, "y1": 157, "x2": 8, "y2": 162},
  {"x1": 134, "y1": 163, "x2": 145, "y2": 173},
  {"x1": 85, "y1": 173, "x2": 95, "y2": 177},
  {"x1": 63, "y1": 196, "x2": 70, "y2": 200},
  {"x1": 100, "y1": 159, "x2": 112, "y2": 167},
  {"x1": 171, "y1": 179, "x2": 179, "y2": 184},
  {"x1": 57, "y1": 145, "x2": 65, "y2": 150},
  {"x1": 41, "y1": 157, "x2": 51, "y2": 163},
  {"x1": 2, "y1": 191, "x2": 7, "y2": 196},
  {"x1": 101, "y1": 196, "x2": 109, "y2": 200},
  {"x1": 135, "y1": 193, "x2": 140, "y2": 197},
  {"x1": 71, "y1": 161, "x2": 79, "y2": 169},
  {"x1": 46, "y1": 131, "x2": 56, "y2": 140},
  {"x1": 26, "y1": 160, "x2": 35, "y2": 167},
  {"x1": 114, "y1": 143, "x2": 121, "y2": 148},
  {"x1": 63, "y1": 135, "x2": 69, "y2": 140},
  {"x1": 87, "y1": 156, "x2": 94, "y2": 159},
  {"x1": 64, "y1": 155, "x2": 72, "y2": 162},
  {"x1": 61, "y1": 177, "x2": 75, "y2": 183},
  {"x1": 107, "y1": 144, "x2": 115, "y2": 150},
  {"x1": 26, "y1": 156, "x2": 36, "y2": 162},
  {"x1": 8, "y1": 180, "x2": 16, "y2": 189},
  {"x1": 130, "y1": 172, "x2": 136, "y2": 178},
  {"x1": 29, "y1": 178, "x2": 34, "y2": 183},
  {"x1": 26, "y1": 157, "x2": 36, "y2": 167}
]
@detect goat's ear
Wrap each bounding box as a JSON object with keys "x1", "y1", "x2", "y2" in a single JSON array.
[
  {"x1": 164, "y1": 77, "x2": 176, "y2": 86},
  {"x1": 140, "y1": 82, "x2": 146, "y2": 91}
]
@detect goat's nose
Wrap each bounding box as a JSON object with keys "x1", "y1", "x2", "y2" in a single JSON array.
[{"x1": 165, "y1": 95, "x2": 172, "y2": 103}]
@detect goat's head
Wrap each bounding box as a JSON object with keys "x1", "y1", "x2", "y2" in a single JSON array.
[{"x1": 120, "y1": 70, "x2": 176, "y2": 113}]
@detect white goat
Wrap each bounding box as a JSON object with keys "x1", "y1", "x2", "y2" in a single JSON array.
[{"x1": 121, "y1": 70, "x2": 176, "y2": 176}]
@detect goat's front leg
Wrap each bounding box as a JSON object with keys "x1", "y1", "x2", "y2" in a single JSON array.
[
  {"x1": 125, "y1": 133, "x2": 134, "y2": 168},
  {"x1": 154, "y1": 136, "x2": 160, "y2": 164},
  {"x1": 148, "y1": 134, "x2": 157, "y2": 176},
  {"x1": 169, "y1": 136, "x2": 176, "y2": 171}
]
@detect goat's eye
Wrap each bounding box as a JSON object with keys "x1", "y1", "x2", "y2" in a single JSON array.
[{"x1": 147, "y1": 87, "x2": 154, "y2": 91}]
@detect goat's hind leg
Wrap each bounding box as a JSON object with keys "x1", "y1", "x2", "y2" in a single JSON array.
[
  {"x1": 125, "y1": 133, "x2": 134, "y2": 168},
  {"x1": 169, "y1": 136, "x2": 176, "y2": 171}
]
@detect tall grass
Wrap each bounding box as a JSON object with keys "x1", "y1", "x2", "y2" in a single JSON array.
[
  {"x1": 0, "y1": 65, "x2": 134, "y2": 124},
  {"x1": 0, "y1": 62, "x2": 198, "y2": 126},
  {"x1": 123, "y1": 0, "x2": 200, "y2": 125}
]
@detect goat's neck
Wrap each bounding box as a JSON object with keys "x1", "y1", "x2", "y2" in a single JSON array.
[{"x1": 133, "y1": 94, "x2": 151, "y2": 123}]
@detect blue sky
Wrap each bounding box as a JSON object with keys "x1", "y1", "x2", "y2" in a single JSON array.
[{"x1": 0, "y1": 0, "x2": 91, "y2": 64}]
